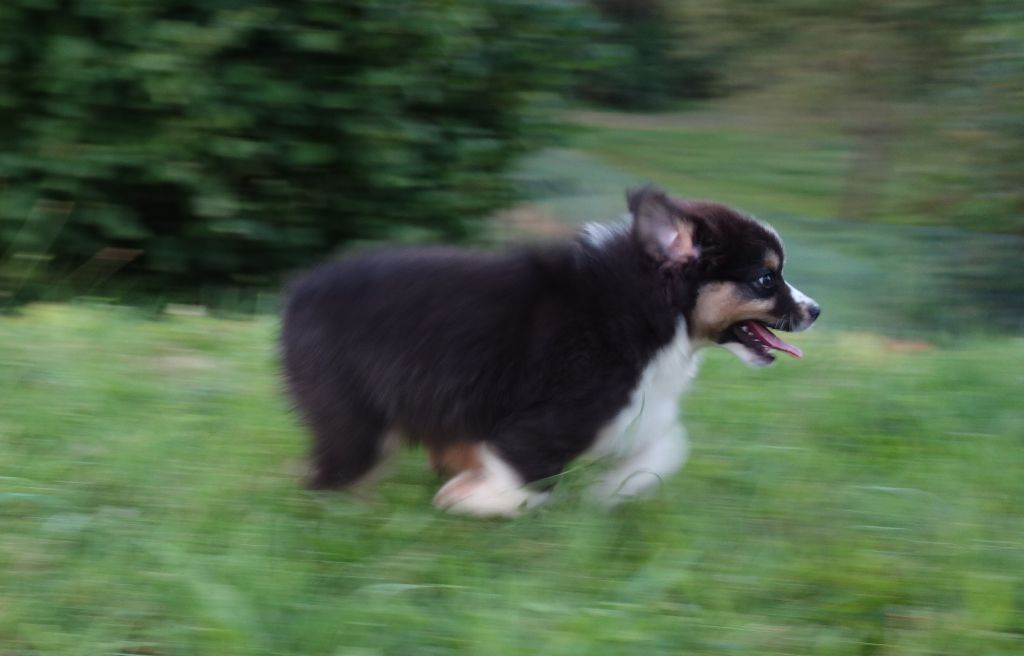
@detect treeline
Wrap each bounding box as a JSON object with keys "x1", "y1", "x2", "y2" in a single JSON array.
[
  {"x1": 0, "y1": 0, "x2": 598, "y2": 302},
  {"x1": 1, "y1": 0, "x2": 1020, "y2": 302}
]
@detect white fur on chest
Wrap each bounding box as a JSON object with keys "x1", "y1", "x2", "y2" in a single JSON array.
[{"x1": 587, "y1": 320, "x2": 699, "y2": 460}]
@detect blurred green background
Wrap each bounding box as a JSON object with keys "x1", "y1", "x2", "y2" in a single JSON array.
[{"x1": 1, "y1": 1, "x2": 1023, "y2": 654}]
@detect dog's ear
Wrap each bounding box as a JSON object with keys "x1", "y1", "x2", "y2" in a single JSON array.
[{"x1": 628, "y1": 185, "x2": 698, "y2": 266}]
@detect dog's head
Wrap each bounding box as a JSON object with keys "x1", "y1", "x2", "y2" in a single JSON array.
[{"x1": 628, "y1": 185, "x2": 820, "y2": 366}]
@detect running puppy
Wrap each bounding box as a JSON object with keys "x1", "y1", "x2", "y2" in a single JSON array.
[{"x1": 281, "y1": 185, "x2": 819, "y2": 516}]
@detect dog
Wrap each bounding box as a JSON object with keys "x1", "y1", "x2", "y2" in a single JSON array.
[{"x1": 280, "y1": 185, "x2": 819, "y2": 516}]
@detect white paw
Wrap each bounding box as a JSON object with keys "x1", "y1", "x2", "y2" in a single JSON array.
[
  {"x1": 432, "y1": 446, "x2": 548, "y2": 518},
  {"x1": 433, "y1": 470, "x2": 539, "y2": 518}
]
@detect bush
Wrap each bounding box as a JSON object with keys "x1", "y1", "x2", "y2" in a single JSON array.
[
  {"x1": 0, "y1": 0, "x2": 597, "y2": 301},
  {"x1": 575, "y1": 0, "x2": 716, "y2": 110}
]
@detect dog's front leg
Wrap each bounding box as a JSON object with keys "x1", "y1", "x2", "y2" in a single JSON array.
[{"x1": 589, "y1": 423, "x2": 689, "y2": 505}]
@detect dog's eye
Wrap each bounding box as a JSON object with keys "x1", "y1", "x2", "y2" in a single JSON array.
[{"x1": 754, "y1": 272, "x2": 777, "y2": 291}]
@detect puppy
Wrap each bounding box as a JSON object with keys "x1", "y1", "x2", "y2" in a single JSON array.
[{"x1": 280, "y1": 185, "x2": 819, "y2": 516}]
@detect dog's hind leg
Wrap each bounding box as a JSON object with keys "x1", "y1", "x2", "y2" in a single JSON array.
[{"x1": 299, "y1": 388, "x2": 394, "y2": 490}]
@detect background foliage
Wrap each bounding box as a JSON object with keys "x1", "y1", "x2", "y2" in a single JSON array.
[
  {"x1": 572, "y1": 0, "x2": 717, "y2": 110},
  {"x1": 0, "y1": 0, "x2": 1021, "y2": 302},
  {"x1": 0, "y1": 0, "x2": 596, "y2": 300},
  {"x1": 663, "y1": 0, "x2": 1024, "y2": 229}
]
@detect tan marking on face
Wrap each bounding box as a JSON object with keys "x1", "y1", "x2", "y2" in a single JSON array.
[
  {"x1": 764, "y1": 252, "x2": 781, "y2": 271},
  {"x1": 691, "y1": 282, "x2": 776, "y2": 339},
  {"x1": 428, "y1": 442, "x2": 482, "y2": 475}
]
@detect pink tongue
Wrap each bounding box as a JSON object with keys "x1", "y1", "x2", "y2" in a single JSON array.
[{"x1": 744, "y1": 320, "x2": 803, "y2": 358}]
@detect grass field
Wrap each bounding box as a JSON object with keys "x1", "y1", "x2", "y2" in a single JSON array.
[
  {"x1": 2, "y1": 304, "x2": 1022, "y2": 655},
  {"x1": 3, "y1": 107, "x2": 1022, "y2": 654}
]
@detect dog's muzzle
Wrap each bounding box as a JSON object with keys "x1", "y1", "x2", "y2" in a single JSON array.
[{"x1": 787, "y1": 284, "x2": 820, "y2": 332}]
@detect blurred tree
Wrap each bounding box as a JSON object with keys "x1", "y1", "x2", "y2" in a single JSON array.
[
  {"x1": 676, "y1": 0, "x2": 985, "y2": 220},
  {"x1": 575, "y1": 0, "x2": 718, "y2": 110},
  {"x1": 930, "y1": 3, "x2": 1024, "y2": 232},
  {"x1": 0, "y1": 0, "x2": 598, "y2": 300}
]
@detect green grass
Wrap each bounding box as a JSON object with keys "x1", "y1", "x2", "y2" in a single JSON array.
[
  {"x1": 560, "y1": 108, "x2": 954, "y2": 228},
  {"x1": 572, "y1": 124, "x2": 851, "y2": 220},
  {"x1": 2, "y1": 304, "x2": 1022, "y2": 655}
]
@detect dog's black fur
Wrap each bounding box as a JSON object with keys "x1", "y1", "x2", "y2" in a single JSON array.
[{"x1": 281, "y1": 185, "x2": 814, "y2": 493}]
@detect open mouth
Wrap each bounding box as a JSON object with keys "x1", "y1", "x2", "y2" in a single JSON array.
[{"x1": 727, "y1": 320, "x2": 802, "y2": 362}]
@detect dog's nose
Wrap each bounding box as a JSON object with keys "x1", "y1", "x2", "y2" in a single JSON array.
[{"x1": 808, "y1": 304, "x2": 820, "y2": 321}]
